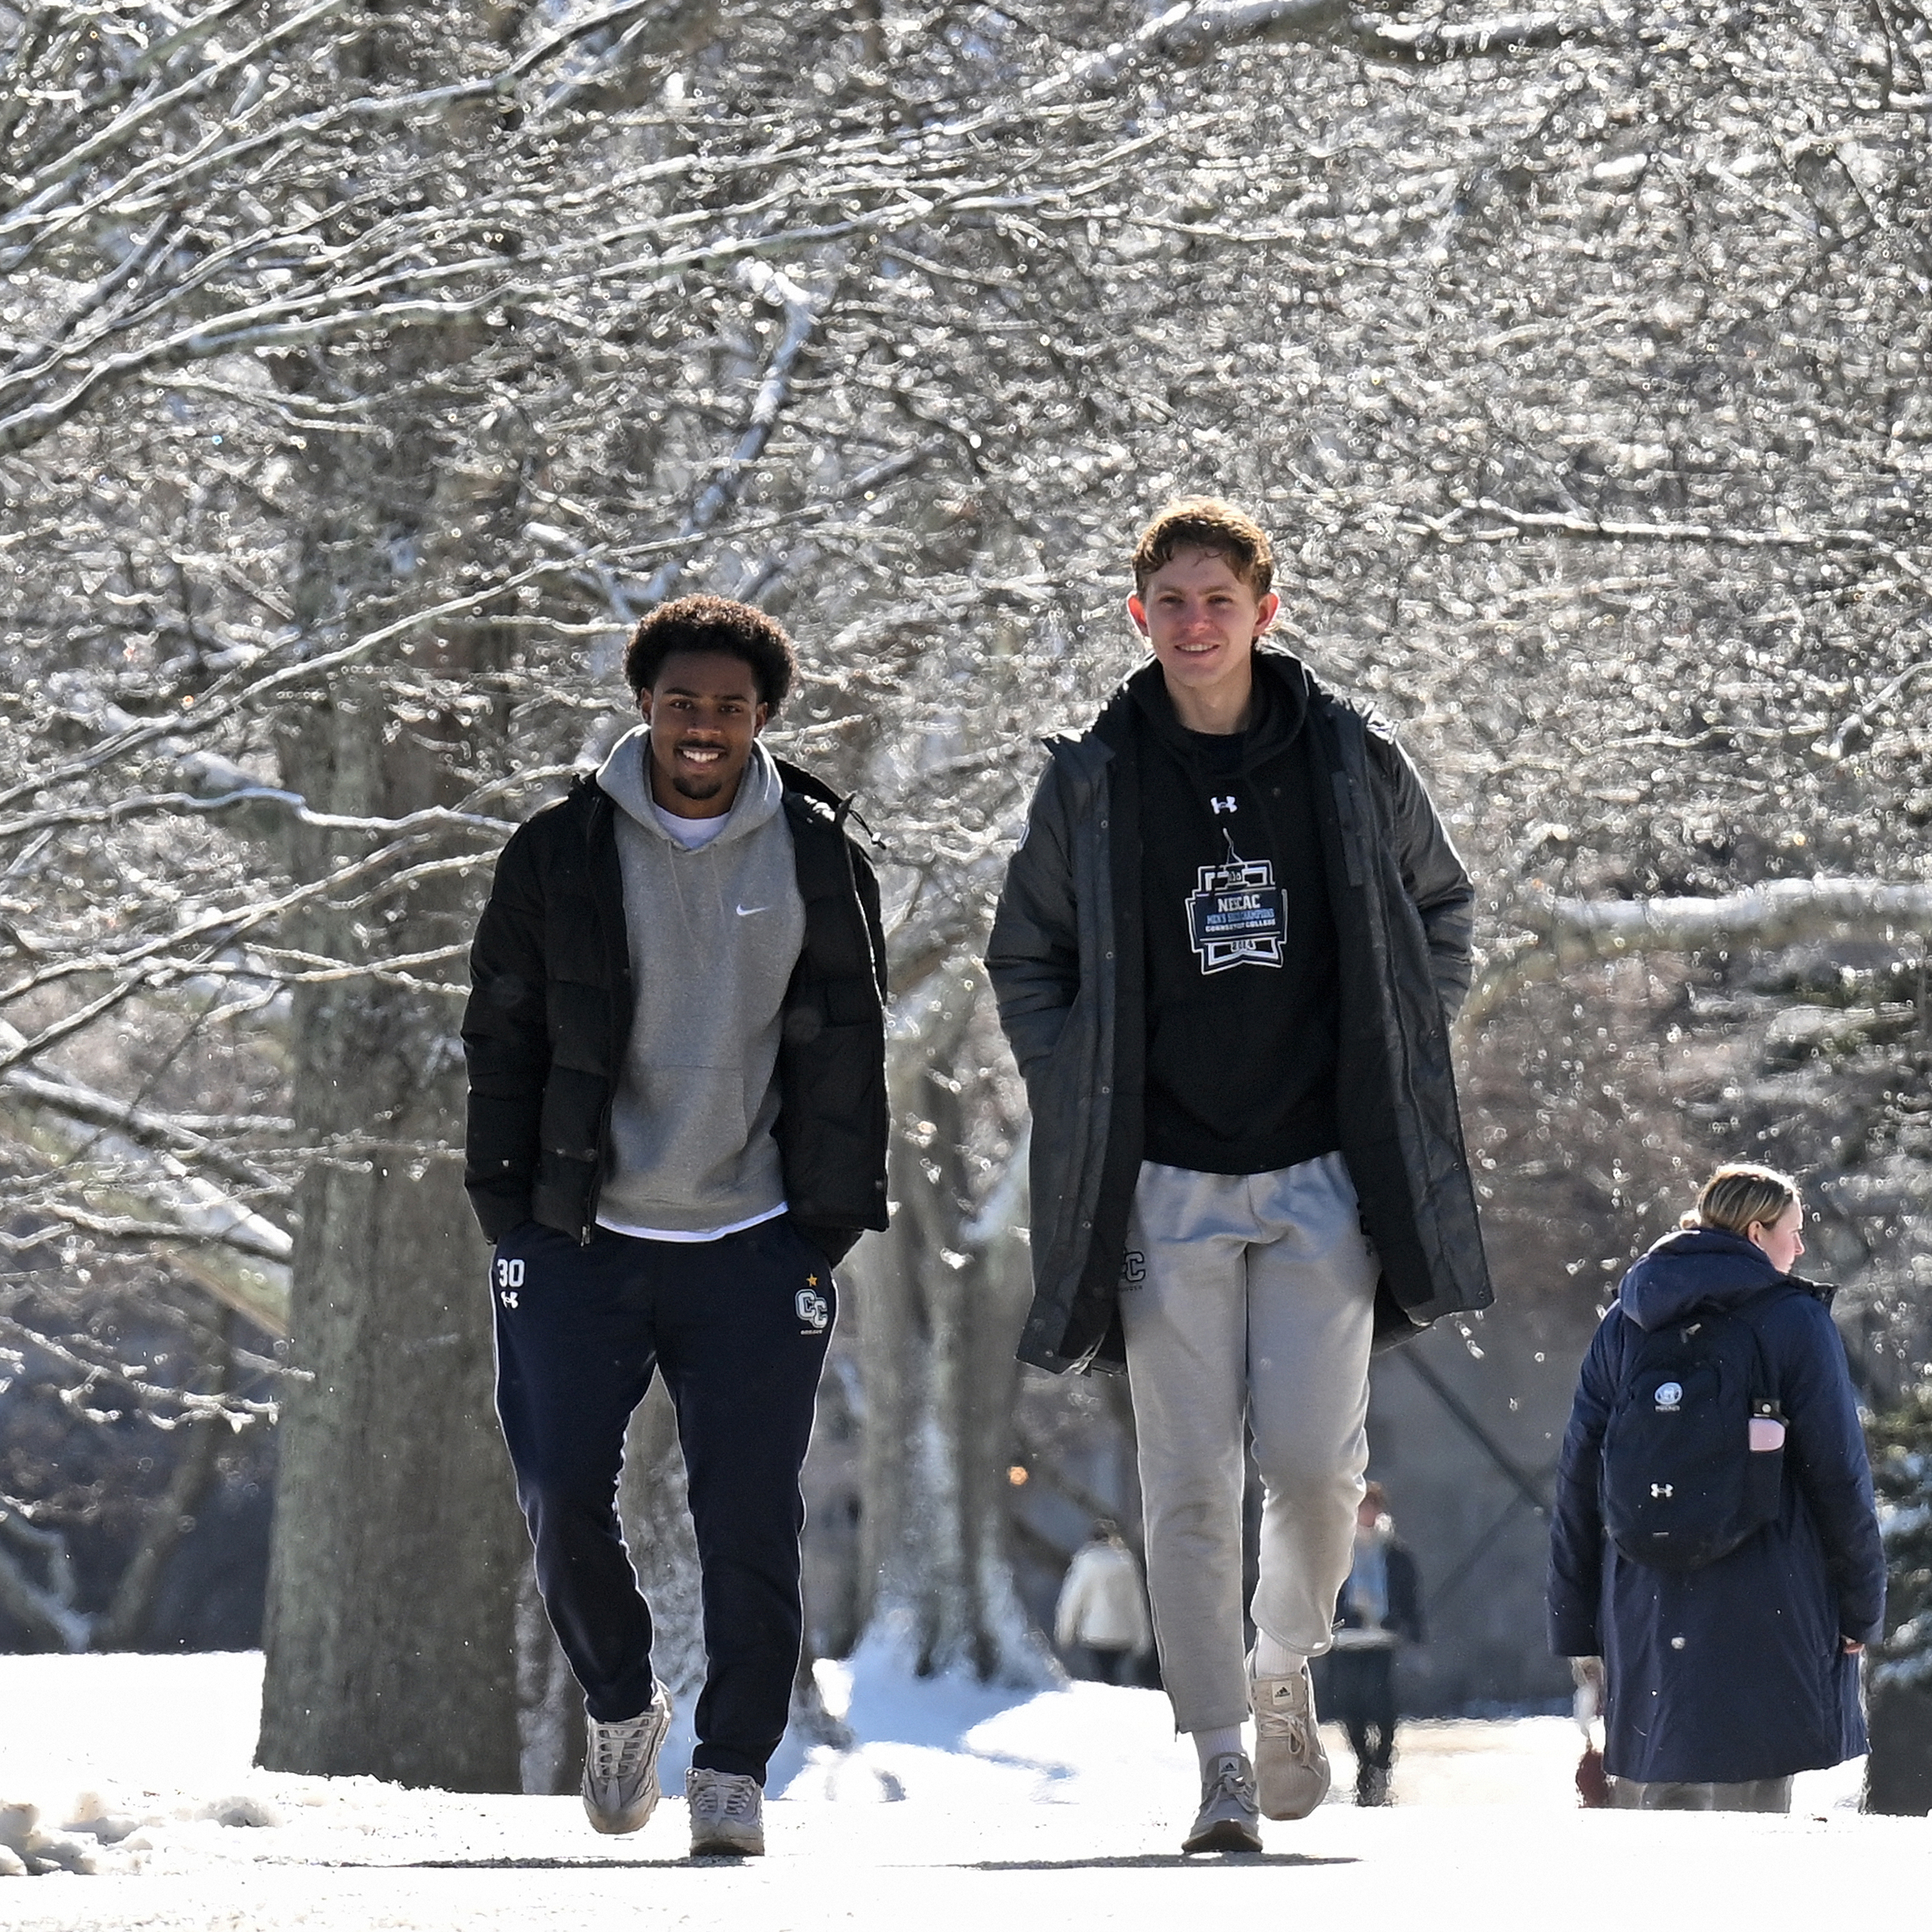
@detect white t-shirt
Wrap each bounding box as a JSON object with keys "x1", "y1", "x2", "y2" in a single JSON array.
[{"x1": 651, "y1": 802, "x2": 730, "y2": 848}]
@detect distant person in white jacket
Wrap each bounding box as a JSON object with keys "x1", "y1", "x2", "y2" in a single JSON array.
[{"x1": 1054, "y1": 1522, "x2": 1153, "y2": 1685}]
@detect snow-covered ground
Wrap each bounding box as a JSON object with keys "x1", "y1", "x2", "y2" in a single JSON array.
[{"x1": 0, "y1": 1650, "x2": 1922, "y2": 1930}]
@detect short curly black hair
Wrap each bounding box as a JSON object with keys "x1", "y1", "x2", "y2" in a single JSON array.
[{"x1": 623, "y1": 594, "x2": 796, "y2": 711}]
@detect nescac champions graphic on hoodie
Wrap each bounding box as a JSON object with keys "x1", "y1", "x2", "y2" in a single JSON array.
[{"x1": 1133, "y1": 659, "x2": 1341, "y2": 1176}]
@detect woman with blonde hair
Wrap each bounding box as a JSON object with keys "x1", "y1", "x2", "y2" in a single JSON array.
[{"x1": 1547, "y1": 1162, "x2": 1884, "y2": 1811}]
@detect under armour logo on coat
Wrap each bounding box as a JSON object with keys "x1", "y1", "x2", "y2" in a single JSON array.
[{"x1": 1210, "y1": 795, "x2": 1238, "y2": 814}]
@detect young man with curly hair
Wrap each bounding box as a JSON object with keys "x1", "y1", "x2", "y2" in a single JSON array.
[
  {"x1": 462, "y1": 596, "x2": 888, "y2": 1857},
  {"x1": 989, "y1": 500, "x2": 1490, "y2": 1851}
]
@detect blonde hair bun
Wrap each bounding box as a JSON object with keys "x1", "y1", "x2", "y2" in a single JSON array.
[{"x1": 1685, "y1": 1162, "x2": 1801, "y2": 1239}]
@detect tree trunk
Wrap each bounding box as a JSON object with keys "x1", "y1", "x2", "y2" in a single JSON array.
[
  {"x1": 256, "y1": 377, "x2": 529, "y2": 1785},
  {"x1": 514, "y1": 1566, "x2": 582, "y2": 1798},
  {"x1": 1865, "y1": 1676, "x2": 1932, "y2": 1816},
  {"x1": 92, "y1": 1316, "x2": 234, "y2": 1653},
  {"x1": 850, "y1": 965, "x2": 1045, "y2": 1682},
  {"x1": 256, "y1": 936, "x2": 524, "y2": 1787}
]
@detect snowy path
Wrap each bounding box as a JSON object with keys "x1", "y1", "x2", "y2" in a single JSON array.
[{"x1": 1, "y1": 1653, "x2": 1923, "y2": 1930}]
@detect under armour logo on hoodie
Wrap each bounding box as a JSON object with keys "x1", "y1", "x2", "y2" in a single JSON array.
[{"x1": 1210, "y1": 795, "x2": 1238, "y2": 814}]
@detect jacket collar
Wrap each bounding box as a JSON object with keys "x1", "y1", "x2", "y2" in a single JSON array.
[
  {"x1": 1128, "y1": 649, "x2": 1312, "y2": 774},
  {"x1": 583, "y1": 732, "x2": 851, "y2": 822},
  {"x1": 1083, "y1": 643, "x2": 1326, "y2": 755},
  {"x1": 594, "y1": 724, "x2": 786, "y2": 849}
]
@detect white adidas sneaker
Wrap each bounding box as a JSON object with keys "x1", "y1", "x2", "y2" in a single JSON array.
[{"x1": 1251, "y1": 1656, "x2": 1331, "y2": 1820}]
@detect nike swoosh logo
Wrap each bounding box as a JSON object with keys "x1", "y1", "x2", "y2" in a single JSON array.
[{"x1": 735, "y1": 905, "x2": 768, "y2": 916}]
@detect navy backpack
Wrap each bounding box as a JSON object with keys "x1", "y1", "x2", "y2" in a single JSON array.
[{"x1": 1599, "y1": 1283, "x2": 1796, "y2": 1571}]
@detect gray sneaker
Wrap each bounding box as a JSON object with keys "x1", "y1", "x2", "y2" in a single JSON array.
[
  {"x1": 581, "y1": 1683, "x2": 672, "y2": 1835},
  {"x1": 1181, "y1": 1751, "x2": 1262, "y2": 1854},
  {"x1": 687, "y1": 1766, "x2": 764, "y2": 1857},
  {"x1": 1251, "y1": 1656, "x2": 1331, "y2": 1820}
]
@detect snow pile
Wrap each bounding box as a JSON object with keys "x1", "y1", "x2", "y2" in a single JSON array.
[
  {"x1": 777, "y1": 1636, "x2": 1193, "y2": 1816},
  {"x1": 0, "y1": 1645, "x2": 1878, "y2": 1897},
  {"x1": 0, "y1": 1801, "x2": 97, "y2": 1878}
]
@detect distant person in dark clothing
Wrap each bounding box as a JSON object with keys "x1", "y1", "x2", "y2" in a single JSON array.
[
  {"x1": 1316, "y1": 1481, "x2": 1423, "y2": 1805},
  {"x1": 1548, "y1": 1163, "x2": 1885, "y2": 1813},
  {"x1": 1054, "y1": 1521, "x2": 1153, "y2": 1685}
]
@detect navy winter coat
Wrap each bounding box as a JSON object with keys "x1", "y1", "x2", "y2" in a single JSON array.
[{"x1": 1547, "y1": 1227, "x2": 1885, "y2": 1785}]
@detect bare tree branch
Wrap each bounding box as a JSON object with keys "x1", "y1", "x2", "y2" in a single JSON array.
[
  {"x1": 1464, "y1": 878, "x2": 1932, "y2": 1031},
  {"x1": 1412, "y1": 498, "x2": 1924, "y2": 580},
  {"x1": 1038, "y1": 1, "x2": 1603, "y2": 95}
]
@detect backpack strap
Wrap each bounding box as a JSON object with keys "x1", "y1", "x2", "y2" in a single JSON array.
[{"x1": 1723, "y1": 1281, "x2": 1803, "y2": 1419}]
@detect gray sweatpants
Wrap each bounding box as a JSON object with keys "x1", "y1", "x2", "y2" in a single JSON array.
[{"x1": 1119, "y1": 1153, "x2": 1379, "y2": 1734}]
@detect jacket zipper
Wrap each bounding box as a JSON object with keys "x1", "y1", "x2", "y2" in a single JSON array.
[{"x1": 582, "y1": 785, "x2": 618, "y2": 1244}]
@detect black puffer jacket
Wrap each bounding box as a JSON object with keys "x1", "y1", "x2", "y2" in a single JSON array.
[
  {"x1": 986, "y1": 651, "x2": 1492, "y2": 1373},
  {"x1": 462, "y1": 757, "x2": 889, "y2": 1261}
]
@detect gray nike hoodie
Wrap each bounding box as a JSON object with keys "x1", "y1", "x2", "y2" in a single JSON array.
[{"x1": 594, "y1": 726, "x2": 806, "y2": 1236}]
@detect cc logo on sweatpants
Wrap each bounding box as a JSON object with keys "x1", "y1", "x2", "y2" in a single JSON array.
[
  {"x1": 1121, "y1": 1249, "x2": 1146, "y2": 1287},
  {"x1": 795, "y1": 1287, "x2": 830, "y2": 1333}
]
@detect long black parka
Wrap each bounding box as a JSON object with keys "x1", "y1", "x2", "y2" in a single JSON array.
[
  {"x1": 985, "y1": 650, "x2": 1492, "y2": 1374},
  {"x1": 462, "y1": 757, "x2": 889, "y2": 1262}
]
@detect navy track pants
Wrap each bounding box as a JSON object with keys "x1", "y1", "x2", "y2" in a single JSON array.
[{"x1": 489, "y1": 1215, "x2": 835, "y2": 1783}]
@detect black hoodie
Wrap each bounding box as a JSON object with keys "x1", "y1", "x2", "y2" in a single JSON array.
[{"x1": 1132, "y1": 657, "x2": 1340, "y2": 1175}]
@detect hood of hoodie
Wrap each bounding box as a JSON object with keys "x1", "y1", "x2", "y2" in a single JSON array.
[
  {"x1": 1615, "y1": 1226, "x2": 1787, "y2": 1332},
  {"x1": 596, "y1": 723, "x2": 784, "y2": 845},
  {"x1": 1099, "y1": 643, "x2": 1313, "y2": 775}
]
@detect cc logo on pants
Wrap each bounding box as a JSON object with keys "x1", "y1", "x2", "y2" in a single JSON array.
[{"x1": 795, "y1": 1287, "x2": 830, "y2": 1332}]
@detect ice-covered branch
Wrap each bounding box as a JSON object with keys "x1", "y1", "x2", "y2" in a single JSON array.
[
  {"x1": 0, "y1": 560, "x2": 578, "y2": 811},
  {"x1": 2, "y1": 0, "x2": 667, "y2": 236},
  {"x1": 1, "y1": 1057, "x2": 279, "y2": 1197},
  {"x1": 608, "y1": 260, "x2": 829, "y2": 618},
  {"x1": 1463, "y1": 877, "x2": 1932, "y2": 1031},
  {"x1": 1037, "y1": 3, "x2": 1598, "y2": 95},
  {"x1": 0, "y1": 279, "x2": 562, "y2": 455},
  {"x1": 1415, "y1": 498, "x2": 1924, "y2": 580},
  {"x1": 0, "y1": 786, "x2": 516, "y2": 846},
  {"x1": 0, "y1": 1021, "x2": 294, "y2": 1285},
  {"x1": 0, "y1": 828, "x2": 451, "y2": 1021},
  {"x1": 3, "y1": 0, "x2": 354, "y2": 220},
  {"x1": 1039, "y1": 1, "x2": 1340, "y2": 91},
  {"x1": 1826, "y1": 659, "x2": 1932, "y2": 759},
  {"x1": 1354, "y1": 9, "x2": 1595, "y2": 59},
  {"x1": 0, "y1": 1509, "x2": 92, "y2": 1652}
]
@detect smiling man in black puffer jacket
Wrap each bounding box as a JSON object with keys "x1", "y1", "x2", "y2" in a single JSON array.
[{"x1": 462, "y1": 596, "x2": 887, "y2": 1859}]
